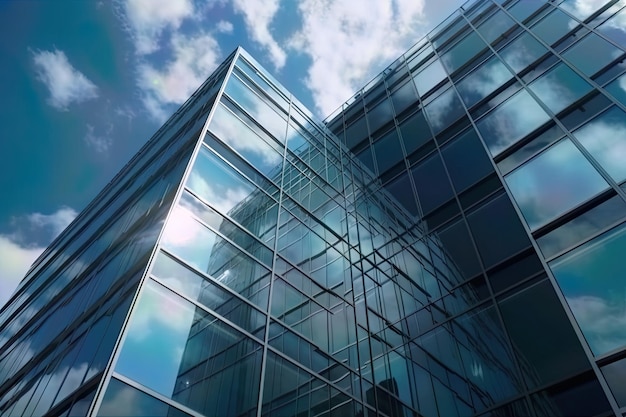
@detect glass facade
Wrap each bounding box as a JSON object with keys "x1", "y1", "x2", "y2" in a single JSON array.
[{"x1": 2, "y1": 0, "x2": 626, "y2": 416}]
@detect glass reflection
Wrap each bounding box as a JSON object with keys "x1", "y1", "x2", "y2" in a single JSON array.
[
  {"x1": 440, "y1": 31, "x2": 487, "y2": 74},
  {"x1": 457, "y1": 56, "x2": 514, "y2": 108},
  {"x1": 573, "y1": 106, "x2": 626, "y2": 183},
  {"x1": 563, "y1": 33, "x2": 623, "y2": 76},
  {"x1": 506, "y1": 139, "x2": 608, "y2": 229},
  {"x1": 98, "y1": 378, "x2": 190, "y2": 416},
  {"x1": 476, "y1": 10, "x2": 516, "y2": 45},
  {"x1": 528, "y1": 63, "x2": 593, "y2": 114},
  {"x1": 115, "y1": 279, "x2": 263, "y2": 416},
  {"x1": 551, "y1": 222, "x2": 626, "y2": 355},
  {"x1": 477, "y1": 90, "x2": 550, "y2": 156},
  {"x1": 423, "y1": 88, "x2": 465, "y2": 134},
  {"x1": 530, "y1": 8, "x2": 577, "y2": 46},
  {"x1": 413, "y1": 59, "x2": 447, "y2": 96},
  {"x1": 597, "y1": 6, "x2": 626, "y2": 49},
  {"x1": 500, "y1": 32, "x2": 549, "y2": 73}
]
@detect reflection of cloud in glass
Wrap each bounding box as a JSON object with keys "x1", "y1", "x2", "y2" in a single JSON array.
[
  {"x1": 566, "y1": 295, "x2": 626, "y2": 355},
  {"x1": 187, "y1": 171, "x2": 250, "y2": 214},
  {"x1": 573, "y1": 107, "x2": 626, "y2": 183},
  {"x1": 457, "y1": 58, "x2": 513, "y2": 107},
  {"x1": 561, "y1": 0, "x2": 626, "y2": 26},
  {"x1": 413, "y1": 59, "x2": 447, "y2": 96},
  {"x1": 528, "y1": 63, "x2": 592, "y2": 114},
  {"x1": 506, "y1": 139, "x2": 608, "y2": 230}
]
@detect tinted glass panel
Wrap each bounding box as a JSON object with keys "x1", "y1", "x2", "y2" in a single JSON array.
[
  {"x1": 497, "y1": 124, "x2": 565, "y2": 175},
  {"x1": 528, "y1": 63, "x2": 593, "y2": 114},
  {"x1": 508, "y1": 0, "x2": 546, "y2": 23},
  {"x1": 115, "y1": 279, "x2": 263, "y2": 416},
  {"x1": 367, "y1": 98, "x2": 394, "y2": 133},
  {"x1": 530, "y1": 375, "x2": 611, "y2": 417},
  {"x1": 411, "y1": 153, "x2": 455, "y2": 214},
  {"x1": 477, "y1": 90, "x2": 550, "y2": 156},
  {"x1": 441, "y1": 128, "x2": 494, "y2": 193},
  {"x1": 441, "y1": 31, "x2": 487, "y2": 74},
  {"x1": 601, "y1": 357, "x2": 626, "y2": 406},
  {"x1": 605, "y1": 73, "x2": 626, "y2": 107},
  {"x1": 399, "y1": 111, "x2": 432, "y2": 155},
  {"x1": 373, "y1": 128, "x2": 404, "y2": 174},
  {"x1": 384, "y1": 172, "x2": 419, "y2": 216},
  {"x1": 413, "y1": 59, "x2": 447, "y2": 96},
  {"x1": 499, "y1": 280, "x2": 590, "y2": 388},
  {"x1": 477, "y1": 10, "x2": 516, "y2": 44},
  {"x1": 563, "y1": 33, "x2": 623, "y2": 76},
  {"x1": 597, "y1": 8, "x2": 626, "y2": 49},
  {"x1": 500, "y1": 33, "x2": 549, "y2": 73},
  {"x1": 530, "y1": 8, "x2": 576, "y2": 46},
  {"x1": 506, "y1": 139, "x2": 608, "y2": 230},
  {"x1": 573, "y1": 106, "x2": 626, "y2": 183},
  {"x1": 390, "y1": 81, "x2": 419, "y2": 115},
  {"x1": 98, "y1": 378, "x2": 190, "y2": 417},
  {"x1": 436, "y1": 219, "x2": 482, "y2": 279},
  {"x1": 467, "y1": 193, "x2": 531, "y2": 268},
  {"x1": 457, "y1": 56, "x2": 514, "y2": 108},
  {"x1": 423, "y1": 88, "x2": 465, "y2": 134}
]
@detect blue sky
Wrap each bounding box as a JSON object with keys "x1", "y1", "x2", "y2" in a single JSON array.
[{"x1": 0, "y1": 0, "x2": 465, "y2": 307}]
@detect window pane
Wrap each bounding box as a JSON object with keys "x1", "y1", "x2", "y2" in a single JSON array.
[
  {"x1": 573, "y1": 106, "x2": 626, "y2": 183},
  {"x1": 367, "y1": 97, "x2": 393, "y2": 133},
  {"x1": 399, "y1": 110, "x2": 432, "y2": 155},
  {"x1": 597, "y1": 8, "x2": 626, "y2": 49},
  {"x1": 423, "y1": 88, "x2": 465, "y2": 134},
  {"x1": 413, "y1": 59, "x2": 447, "y2": 96},
  {"x1": 477, "y1": 10, "x2": 516, "y2": 44},
  {"x1": 442, "y1": 128, "x2": 494, "y2": 193},
  {"x1": 390, "y1": 81, "x2": 419, "y2": 115},
  {"x1": 411, "y1": 153, "x2": 455, "y2": 214},
  {"x1": 506, "y1": 139, "x2": 608, "y2": 230},
  {"x1": 477, "y1": 90, "x2": 550, "y2": 156},
  {"x1": 441, "y1": 31, "x2": 487, "y2": 74},
  {"x1": 457, "y1": 56, "x2": 514, "y2": 108},
  {"x1": 601, "y1": 357, "x2": 626, "y2": 406},
  {"x1": 528, "y1": 63, "x2": 593, "y2": 114},
  {"x1": 373, "y1": 128, "x2": 404, "y2": 174},
  {"x1": 563, "y1": 33, "x2": 623, "y2": 76},
  {"x1": 530, "y1": 8, "x2": 577, "y2": 46},
  {"x1": 551, "y1": 222, "x2": 626, "y2": 356},
  {"x1": 499, "y1": 280, "x2": 590, "y2": 388},
  {"x1": 507, "y1": 0, "x2": 546, "y2": 23},
  {"x1": 98, "y1": 378, "x2": 190, "y2": 417},
  {"x1": 500, "y1": 33, "x2": 549, "y2": 73},
  {"x1": 115, "y1": 279, "x2": 263, "y2": 416},
  {"x1": 605, "y1": 73, "x2": 626, "y2": 107},
  {"x1": 383, "y1": 172, "x2": 419, "y2": 216}
]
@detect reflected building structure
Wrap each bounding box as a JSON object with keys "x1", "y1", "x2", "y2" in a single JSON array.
[{"x1": 3, "y1": 0, "x2": 626, "y2": 416}]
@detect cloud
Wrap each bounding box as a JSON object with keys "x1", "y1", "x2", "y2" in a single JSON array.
[
  {"x1": 216, "y1": 20, "x2": 234, "y2": 34},
  {"x1": 567, "y1": 295, "x2": 626, "y2": 355},
  {"x1": 137, "y1": 31, "x2": 221, "y2": 121},
  {"x1": 289, "y1": 0, "x2": 426, "y2": 115},
  {"x1": 84, "y1": 123, "x2": 114, "y2": 153},
  {"x1": 120, "y1": 0, "x2": 195, "y2": 55},
  {"x1": 232, "y1": 0, "x2": 287, "y2": 69},
  {"x1": 0, "y1": 207, "x2": 77, "y2": 309},
  {"x1": 32, "y1": 49, "x2": 99, "y2": 110}
]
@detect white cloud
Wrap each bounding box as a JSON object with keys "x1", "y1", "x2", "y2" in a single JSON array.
[
  {"x1": 137, "y1": 31, "x2": 221, "y2": 121},
  {"x1": 216, "y1": 20, "x2": 234, "y2": 34},
  {"x1": 568, "y1": 295, "x2": 626, "y2": 355},
  {"x1": 32, "y1": 49, "x2": 99, "y2": 110},
  {"x1": 289, "y1": 0, "x2": 426, "y2": 115},
  {"x1": 120, "y1": 0, "x2": 195, "y2": 55},
  {"x1": 0, "y1": 207, "x2": 77, "y2": 309},
  {"x1": 84, "y1": 123, "x2": 114, "y2": 153},
  {"x1": 232, "y1": 0, "x2": 287, "y2": 69}
]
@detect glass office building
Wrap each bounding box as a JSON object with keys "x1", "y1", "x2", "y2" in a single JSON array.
[{"x1": 2, "y1": 0, "x2": 626, "y2": 415}]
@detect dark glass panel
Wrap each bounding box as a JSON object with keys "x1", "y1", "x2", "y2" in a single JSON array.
[
  {"x1": 601, "y1": 357, "x2": 626, "y2": 406},
  {"x1": 558, "y1": 91, "x2": 612, "y2": 131},
  {"x1": 411, "y1": 153, "x2": 454, "y2": 214},
  {"x1": 467, "y1": 193, "x2": 531, "y2": 269},
  {"x1": 499, "y1": 32, "x2": 549, "y2": 73},
  {"x1": 456, "y1": 56, "x2": 514, "y2": 108},
  {"x1": 367, "y1": 98, "x2": 394, "y2": 134},
  {"x1": 423, "y1": 88, "x2": 465, "y2": 134},
  {"x1": 528, "y1": 63, "x2": 593, "y2": 114},
  {"x1": 373, "y1": 128, "x2": 404, "y2": 174},
  {"x1": 441, "y1": 128, "x2": 494, "y2": 193},
  {"x1": 97, "y1": 378, "x2": 190, "y2": 416},
  {"x1": 345, "y1": 116, "x2": 368, "y2": 150},
  {"x1": 537, "y1": 194, "x2": 626, "y2": 259},
  {"x1": 531, "y1": 375, "x2": 611, "y2": 417},
  {"x1": 441, "y1": 31, "x2": 488, "y2": 74},
  {"x1": 476, "y1": 10, "x2": 516, "y2": 45},
  {"x1": 383, "y1": 171, "x2": 419, "y2": 216},
  {"x1": 499, "y1": 280, "x2": 590, "y2": 388},
  {"x1": 530, "y1": 7, "x2": 577, "y2": 46},
  {"x1": 597, "y1": 8, "x2": 626, "y2": 49},
  {"x1": 573, "y1": 106, "x2": 626, "y2": 183},
  {"x1": 390, "y1": 81, "x2": 419, "y2": 116},
  {"x1": 605, "y1": 73, "x2": 626, "y2": 107},
  {"x1": 550, "y1": 222, "x2": 626, "y2": 355},
  {"x1": 505, "y1": 139, "x2": 608, "y2": 230},
  {"x1": 497, "y1": 124, "x2": 565, "y2": 175},
  {"x1": 487, "y1": 252, "x2": 544, "y2": 293},
  {"x1": 477, "y1": 89, "x2": 550, "y2": 156},
  {"x1": 564, "y1": 33, "x2": 624, "y2": 76},
  {"x1": 436, "y1": 219, "x2": 482, "y2": 280},
  {"x1": 115, "y1": 280, "x2": 262, "y2": 416},
  {"x1": 507, "y1": 0, "x2": 547, "y2": 23},
  {"x1": 399, "y1": 110, "x2": 432, "y2": 155}
]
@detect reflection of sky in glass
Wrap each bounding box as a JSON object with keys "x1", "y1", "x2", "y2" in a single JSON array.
[
  {"x1": 115, "y1": 279, "x2": 196, "y2": 397},
  {"x1": 573, "y1": 106, "x2": 626, "y2": 183},
  {"x1": 563, "y1": 33, "x2": 623, "y2": 77},
  {"x1": 605, "y1": 73, "x2": 626, "y2": 106},
  {"x1": 413, "y1": 59, "x2": 447, "y2": 96},
  {"x1": 597, "y1": 6, "x2": 626, "y2": 49},
  {"x1": 457, "y1": 56, "x2": 513, "y2": 108},
  {"x1": 506, "y1": 139, "x2": 608, "y2": 230},
  {"x1": 477, "y1": 90, "x2": 550, "y2": 156},
  {"x1": 500, "y1": 33, "x2": 548, "y2": 73},
  {"x1": 551, "y1": 223, "x2": 626, "y2": 355},
  {"x1": 423, "y1": 88, "x2": 464, "y2": 133},
  {"x1": 528, "y1": 63, "x2": 592, "y2": 114}
]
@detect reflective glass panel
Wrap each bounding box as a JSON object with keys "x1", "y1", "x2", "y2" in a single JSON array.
[
  {"x1": 605, "y1": 73, "x2": 626, "y2": 107},
  {"x1": 399, "y1": 110, "x2": 432, "y2": 155},
  {"x1": 115, "y1": 279, "x2": 263, "y2": 416},
  {"x1": 573, "y1": 106, "x2": 626, "y2": 183},
  {"x1": 413, "y1": 59, "x2": 447, "y2": 96},
  {"x1": 560, "y1": 0, "x2": 608, "y2": 21},
  {"x1": 597, "y1": 8, "x2": 626, "y2": 49},
  {"x1": 423, "y1": 88, "x2": 465, "y2": 134},
  {"x1": 384, "y1": 172, "x2": 419, "y2": 216},
  {"x1": 530, "y1": 7, "x2": 576, "y2": 46},
  {"x1": 390, "y1": 81, "x2": 419, "y2": 115},
  {"x1": 506, "y1": 139, "x2": 608, "y2": 230},
  {"x1": 411, "y1": 153, "x2": 455, "y2": 214},
  {"x1": 477, "y1": 90, "x2": 550, "y2": 156},
  {"x1": 98, "y1": 378, "x2": 190, "y2": 417},
  {"x1": 441, "y1": 128, "x2": 494, "y2": 193},
  {"x1": 601, "y1": 357, "x2": 626, "y2": 406},
  {"x1": 441, "y1": 31, "x2": 487, "y2": 74},
  {"x1": 373, "y1": 128, "x2": 404, "y2": 174},
  {"x1": 500, "y1": 33, "x2": 549, "y2": 73},
  {"x1": 457, "y1": 56, "x2": 514, "y2": 108},
  {"x1": 551, "y1": 222, "x2": 626, "y2": 356},
  {"x1": 477, "y1": 10, "x2": 516, "y2": 45},
  {"x1": 528, "y1": 63, "x2": 593, "y2": 114},
  {"x1": 367, "y1": 98, "x2": 394, "y2": 133},
  {"x1": 508, "y1": 0, "x2": 546, "y2": 23},
  {"x1": 563, "y1": 33, "x2": 623, "y2": 76}
]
